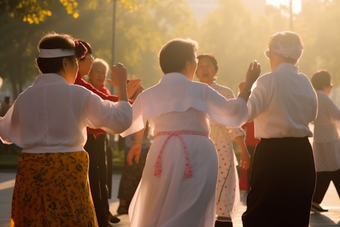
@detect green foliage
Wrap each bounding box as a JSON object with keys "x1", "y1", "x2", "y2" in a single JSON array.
[
  {"x1": 294, "y1": 0, "x2": 340, "y2": 83},
  {"x1": 1, "y1": 0, "x2": 340, "y2": 98},
  {"x1": 195, "y1": 0, "x2": 273, "y2": 91},
  {"x1": 0, "y1": 0, "x2": 160, "y2": 24}
]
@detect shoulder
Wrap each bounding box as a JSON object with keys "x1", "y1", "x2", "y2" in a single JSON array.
[
  {"x1": 257, "y1": 72, "x2": 273, "y2": 83},
  {"x1": 71, "y1": 84, "x2": 95, "y2": 97},
  {"x1": 212, "y1": 83, "x2": 235, "y2": 98},
  {"x1": 215, "y1": 83, "x2": 233, "y2": 93},
  {"x1": 191, "y1": 80, "x2": 210, "y2": 88},
  {"x1": 317, "y1": 91, "x2": 331, "y2": 102}
]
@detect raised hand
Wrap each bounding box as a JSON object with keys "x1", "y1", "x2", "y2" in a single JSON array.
[
  {"x1": 127, "y1": 75, "x2": 142, "y2": 99},
  {"x1": 244, "y1": 61, "x2": 261, "y2": 90},
  {"x1": 107, "y1": 63, "x2": 128, "y2": 87},
  {"x1": 107, "y1": 63, "x2": 128, "y2": 101}
]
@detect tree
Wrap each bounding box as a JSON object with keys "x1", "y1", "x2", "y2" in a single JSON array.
[
  {"x1": 0, "y1": 0, "x2": 159, "y2": 24},
  {"x1": 0, "y1": 0, "x2": 195, "y2": 98},
  {"x1": 195, "y1": 0, "x2": 277, "y2": 93}
]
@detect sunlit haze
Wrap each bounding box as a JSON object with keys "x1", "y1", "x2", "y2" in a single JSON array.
[{"x1": 267, "y1": 0, "x2": 301, "y2": 13}]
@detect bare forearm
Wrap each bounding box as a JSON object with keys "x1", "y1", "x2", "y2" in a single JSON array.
[
  {"x1": 117, "y1": 83, "x2": 128, "y2": 102},
  {"x1": 235, "y1": 136, "x2": 248, "y2": 155}
]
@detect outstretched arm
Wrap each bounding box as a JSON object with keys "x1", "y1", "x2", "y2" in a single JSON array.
[{"x1": 235, "y1": 136, "x2": 250, "y2": 170}]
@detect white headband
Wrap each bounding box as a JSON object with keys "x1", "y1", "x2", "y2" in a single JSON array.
[
  {"x1": 39, "y1": 49, "x2": 74, "y2": 58},
  {"x1": 271, "y1": 43, "x2": 303, "y2": 60}
]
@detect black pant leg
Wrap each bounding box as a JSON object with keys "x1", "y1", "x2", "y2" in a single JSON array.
[
  {"x1": 85, "y1": 134, "x2": 108, "y2": 227},
  {"x1": 313, "y1": 171, "x2": 332, "y2": 204},
  {"x1": 242, "y1": 137, "x2": 315, "y2": 227},
  {"x1": 331, "y1": 169, "x2": 340, "y2": 199},
  {"x1": 246, "y1": 145, "x2": 255, "y2": 190},
  {"x1": 97, "y1": 134, "x2": 110, "y2": 215}
]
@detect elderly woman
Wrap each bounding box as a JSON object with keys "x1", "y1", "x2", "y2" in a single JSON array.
[
  {"x1": 241, "y1": 31, "x2": 318, "y2": 227},
  {"x1": 195, "y1": 53, "x2": 250, "y2": 227},
  {"x1": 74, "y1": 42, "x2": 124, "y2": 226},
  {"x1": 88, "y1": 58, "x2": 110, "y2": 91},
  {"x1": 2, "y1": 32, "x2": 132, "y2": 227},
  {"x1": 310, "y1": 70, "x2": 340, "y2": 213},
  {"x1": 87, "y1": 58, "x2": 118, "y2": 225},
  {"x1": 121, "y1": 38, "x2": 260, "y2": 227}
]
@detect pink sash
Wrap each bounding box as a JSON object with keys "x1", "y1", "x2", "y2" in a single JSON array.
[{"x1": 154, "y1": 131, "x2": 208, "y2": 178}]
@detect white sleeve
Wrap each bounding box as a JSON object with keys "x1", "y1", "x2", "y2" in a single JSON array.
[
  {"x1": 205, "y1": 87, "x2": 249, "y2": 128},
  {"x1": 0, "y1": 104, "x2": 15, "y2": 144},
  {"x1": 84, "y1": 93, "x2": 132, "y2": 134},
  {"x1": 120, "y1": 95, "x2": 145, "y2": 137},
  {"x1": 325, "y1": 95, "x2": 340, "y2": 121},
  {"x1": 247, "y1": 77, "x2": 271, "y2": 121}
]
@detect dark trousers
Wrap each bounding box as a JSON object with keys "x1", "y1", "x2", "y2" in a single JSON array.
[
  {"x1": 242, "y1": 137, "x2": 316, "y2": 227},
  {"x1": 313, "y1": 169, "x2": 340, "y2": 204},
  {"x1": 117, "y1": 153, "x2": 147, "y2": 204},
  {"x1": 246, "y1": 145, "x2": 256, "y2": 191},
  {"x1": 85, "y1": 134, "x2": 109, "y2": 227}
]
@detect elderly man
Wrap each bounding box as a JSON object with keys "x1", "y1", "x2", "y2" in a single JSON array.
[
  {"x1": 241, "y1": 31, "x2": 318, "y2": 227},
  {"x1": 87, "y1": 58, "x2": 119, "y2": 225}
]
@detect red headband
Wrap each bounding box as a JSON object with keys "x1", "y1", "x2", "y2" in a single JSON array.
[{"x1": 74, "y1": 40, "x2": 88, "y2": 59}]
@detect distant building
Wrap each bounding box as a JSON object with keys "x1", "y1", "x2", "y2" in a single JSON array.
[{"x1": 187, "y1": 0, "x2": 267, "y2": 24}]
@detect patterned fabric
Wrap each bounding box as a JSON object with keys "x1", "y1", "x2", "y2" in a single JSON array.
[
  {"x1": 210, "y1": 82, "x2": 245, "y2": 219},
  {"x1": 313, "y1": 91, "x2": 340, "y2": 172},
  {"x1": 11, "y1": 151, "x2": 97, "y2": 227},
  {"x1": 118, "y1": 130, "x2": 151, "y2": 205},
  {"x1": 117, "y1": 153, "x2": 147, "y2": 203}
]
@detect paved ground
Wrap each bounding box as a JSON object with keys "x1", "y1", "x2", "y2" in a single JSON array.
[{"x1": 0, "y1": 171, "x2": 339, "y2": 227}]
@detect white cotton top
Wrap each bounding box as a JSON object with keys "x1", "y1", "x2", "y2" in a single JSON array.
[
  {"x1": 313, "y1": 90, "x2": 340, "y2": 171},
  {"x1": 248, "y1": 63, "x2": 318, "y2": 139},
  {"x1": 0, "y1": 73, "x2": 132, "y2": 153},
  {"x1": 121, "y1": 73, "x2": 249, "y2": 137}
]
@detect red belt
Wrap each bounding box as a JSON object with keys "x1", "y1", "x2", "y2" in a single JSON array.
[{"x1": 153, "y1": 131, "x2": 208, "y2": 178}]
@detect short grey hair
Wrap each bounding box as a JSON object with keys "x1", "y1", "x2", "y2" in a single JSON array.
[{"x1": 90, "y1": 58, "x2": 110, "y2": 75}]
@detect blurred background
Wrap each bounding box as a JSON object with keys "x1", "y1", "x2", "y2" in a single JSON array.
[{"x1": 0, "y1": 0, "x2": 338, "y2": 168}]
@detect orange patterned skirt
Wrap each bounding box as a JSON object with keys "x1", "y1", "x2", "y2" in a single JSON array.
[{"x1": 10, "y1": 151, "x2": 98, "y2": 227}]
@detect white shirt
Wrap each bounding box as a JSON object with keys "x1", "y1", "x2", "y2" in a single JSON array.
[
  {"x1": 313, "y1": 90, "x2": 340, "y2": 143},
  {"x1": 248, "y1": 63, "x2": 318, "y2": 139},
  {"x1": 313, "y1": 90, "x2": 340, "y2": 171},
  {"x1": 0, "y1": 73, "x2": 132, "y2": 153},
  {"x1": 121, "y1": 73, "x2": 249, "y2": 137}
]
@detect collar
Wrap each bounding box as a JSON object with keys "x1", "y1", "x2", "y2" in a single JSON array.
[
  {"x1": 273, "y1": 63, "x2": 299, "y2": 74},
  {"x1": 33, "y1": 73, "x2": 68, "y2": 86},
  {"x1": 160, "y1": 72, "x2": 191, "y2": 83}
]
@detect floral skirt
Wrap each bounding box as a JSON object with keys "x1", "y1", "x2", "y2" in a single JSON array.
[{"x1": 10, "y1": 151, "x2": 97, "y2": 227}]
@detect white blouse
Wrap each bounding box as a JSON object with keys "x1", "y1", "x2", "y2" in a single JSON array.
[
  {"x1": 0, "y1": 73, "x2": 132, "y2": 153},
  {"x1": 210, "y1": 81, "x2": 245, "y2": 140},
  {"x1": 247, "y1": 63, "x2": 318, "y2": 139},
  {"x1": 121, "y1": 73, "x2": 249, "y2": 137},
  {"x1": 313, "y1": 91, "x2": 340, "y2": 142},
  {"x1": 313, "y1": 90, "x2": 340, "y2": 171}
]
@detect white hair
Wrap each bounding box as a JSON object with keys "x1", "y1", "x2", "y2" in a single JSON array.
[{"x1": 90, "y1": 58, "x2": 110, "y2": 75}]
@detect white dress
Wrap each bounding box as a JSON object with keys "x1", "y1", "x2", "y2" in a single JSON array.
[
  {"x1": 313, "y1": 90, "x2": 340, "y2": 172},
  {"x1": 209, "y1": 82, "x2": 245, "y2": 220},
  {"x1": 121, "y1": 73, "x2": 249, "y2": 227}
]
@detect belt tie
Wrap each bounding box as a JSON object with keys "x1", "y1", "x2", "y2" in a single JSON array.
[{"x1": 154, "y1": 131, "x2": 208, "y2": 178}]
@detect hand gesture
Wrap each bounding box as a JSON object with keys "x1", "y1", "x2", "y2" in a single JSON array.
[
  {"x1": 107, "y1": 63, "x2": 128, "y2": 88},
  {"x1": 127, "y1": 76, "x2": 142, "y2": 99},
  {"x1": 126, "y1": 143, "x2": 142, "y2": 166},
  {"x1": 244, "y1": 61, "x2": 261, "y2": 89}
]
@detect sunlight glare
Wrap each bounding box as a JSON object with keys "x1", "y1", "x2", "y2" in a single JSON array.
[{"x1": 266, "y1": 0, "x2": 301, "y2": 13}]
